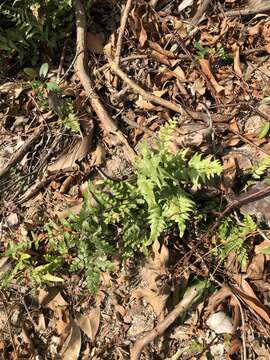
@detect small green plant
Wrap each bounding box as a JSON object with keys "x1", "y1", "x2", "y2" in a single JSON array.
[
  {"x1": 2, "y1": 121, "x2": 222, "y2": 292},
  {"x1": 216, "y1": 43, "x2": 232, "y2": 65},
  {"x1": 250, "y1": 155, "x2": 270, "y2": 179},
  {"x1": 216, "y1": 215, "x2": 257, "y2": 271},
  {"x1": 194, "y1": 41, "x2": 209, "y2": 59},
  {"x1": 29, "y1": 62, "x2": 80, "y2": 133}
]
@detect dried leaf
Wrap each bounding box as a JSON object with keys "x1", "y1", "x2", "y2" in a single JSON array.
[
  {"x1": 38, "y1": 288, "x2": 68, "y2": 310},
  {"x1": 75, "y1": 308, "x2": 100, "y2": 341},
  {"x1": 90, "y1": 143, "x2": 106, "y2": 167},
  {"x1": 61, "y1": 319, "x2": 81, "y2": 360},
  {"x1": 198, "y1": 59, "x2": 224, "y2": 93},
  {"x1": 234, "y1": 275, "x2": 270, "y2": 324},
  {"x1": 139, "y1": 20, "x2": 147, "y2": 47},
  {"x1": 132, "y1": 288, "x2": 167, "y2": 316},
  {"x1": 47, "y1": 133, "x2": 92, "y2": 173},
  {"x1": 87, "y1": 33, "x2": 105, "y2": 54}
]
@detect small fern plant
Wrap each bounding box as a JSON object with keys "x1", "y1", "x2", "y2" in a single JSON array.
[
  {"x1": 2, "y1": 120, "x2": 223, "y2": 292},
  {"x1": 215, "y1": 215, "x2": 257, "y2": 271},
  {"x1": 135, "y1": 120, "x2": 222, "y2": 244}
]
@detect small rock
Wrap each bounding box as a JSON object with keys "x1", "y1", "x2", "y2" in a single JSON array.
[{"x1": 206, "y1": 311, "x2": 233, "y2": 334}]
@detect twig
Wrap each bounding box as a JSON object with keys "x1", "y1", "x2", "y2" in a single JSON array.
[
  {"x1": 130, "y1": 288, "x2": 198, "y2": 360},
  {"x1": 0, "y1": 290, "x2": 17, "y2": 356},
  {"x1": 57, "y1": 41, "x2": 67, "y2": 82},
  {"x1": 232, "y1": 294, "x2": 247, "y2": 360},
  {"x1": 192, "y1": 0, "x2": 213, "y2": 24},
  {"x1": 115, "y1": 0, "x2": 133, "y2": 67},
  {"x1": 73, "y1": 0, "x2": 136, "y2": 163},
  {"x1": 225, "y1": 5, "x2": 270, "y2": 17},
  {"x1": 0, "y1": 125, "x2": 44, "y2": 180},
  {"x1": 109, "y1": 60, "x2": 207, "y2": 120},
  {"x1": 209, "y1": 183, "x2": 270, "y2": 233}
]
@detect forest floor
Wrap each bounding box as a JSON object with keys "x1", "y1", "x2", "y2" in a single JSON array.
[{"x1": 0, "y1": 0, "x2": 270, "y2": 359}]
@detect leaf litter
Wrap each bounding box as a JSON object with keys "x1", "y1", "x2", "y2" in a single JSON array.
[{"x1": 0, "y1": 0, "x2": 270, "y2": 359}]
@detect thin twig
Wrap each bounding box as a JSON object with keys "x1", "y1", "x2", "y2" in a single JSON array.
[
  {"x1": 73, "y1": 0, "x2": 136, "y2": 163},
  {"x1": 232, "y1": 294, "x2": 247, "y2": 360},
  {"x1": 130, "y1": 288, "x2": 198, "y2": 360},
  {"x1": 115, "y1": 0, "x2": 133, "y2": 66},
  {"x1": 192, "y1": 0, "x2": 213, "y2": 24},
  {"x1": 0, "y1": 125, "x2": 44, "y2": 180},
  {"x1": 225, "y1": 5, "x2": 270, "y2": 17},
  {"x1": 109, "y1": 60, "x2": 207, "y2": 120}
]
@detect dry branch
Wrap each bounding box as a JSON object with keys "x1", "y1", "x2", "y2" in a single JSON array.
[
  {"x1": 130, "y1": 288, "x2": 198, "y2": 360},
  {"x1": 192, "y1": 0, "x2": 213, "y2": 24},
  {"x1": 0, "y1": 125, "x2": 44, "y2": 180},
  {"x1": 73, "y1": 0, "x2": 136, "y2": 163},
  {"x1": 226, "y1": 4, "x2": 270, "y2": 16},
  {"x1": 109, "y1": 61, "x2": 207, "y2": 121},
  {"x1": 115, "y1": 0, "x2": 133, "y2": 67}
]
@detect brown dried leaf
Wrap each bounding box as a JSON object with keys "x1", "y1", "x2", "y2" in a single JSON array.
[
  {"x1": 75, "y1": 308, "x2": 100, "y2": 341},
  {"x1": 132, "y1": 288, "x2": 167, "y2": 316},
  {"x1": 247, "y1": 253, "x2": 264, "y2": 280},
  {"x1": 47, "y1": 133, "x2": 92, "y2": 173},
  {"x1": 61, "y1": 319, "x2": 81, "y2": 360},
  {"x1": 90, "y1": 143, "x2": 106, "y2": 167},
  {"x1": 234, "y1": 275, "x2": 270, "y2": 324},
  {"x1": 198, "y1": 59, "x2": 224, "y2": 93},
  {"x1": 38, "y1": 288, "x2": 68, "y2": 310}
]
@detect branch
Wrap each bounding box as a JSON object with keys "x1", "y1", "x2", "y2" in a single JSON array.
[
  {"x1": 109, "y1": 61, "x2": 207, "y2": 121},
  {"x1": 73, "y1": 0, "x2": 136, "y2": 163},
  {"x1": 192, "y1": 0, "x2": 213, "y2": 25},
  {"x1": 225, "y1": 4, "x2": 270, "y2": 16},
  {"x1": 115, "y1": 0, "x2": 133, "y2": 66},
  {"x1": 130, "y1": 288, "x2": 198, "y2": 360},
  {"x1": 0, "y1": 125, "x2": 44, "y2": 180}
]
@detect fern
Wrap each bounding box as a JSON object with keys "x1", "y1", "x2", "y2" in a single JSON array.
[
  {"x1": 251, "y1": 156, "x2": 270, "y2": 179},
  {"x1": 216, "y1": 215, "x2": 257, "y2": 271},
  {"x1": 2, "y1": 120, "x2": 223, "y2": 292}
]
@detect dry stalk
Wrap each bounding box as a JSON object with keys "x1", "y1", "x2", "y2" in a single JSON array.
[
  {"x1": 73, "y1": 0, "x2": 136, "y2": 163},
  {"x1": 130, "y1": 288, "x2": 198, "y2": 360}
]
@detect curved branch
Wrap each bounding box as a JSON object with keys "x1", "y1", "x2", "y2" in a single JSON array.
[{"x1": 73, "y1": 0, "x2": 136, "y2": 163}]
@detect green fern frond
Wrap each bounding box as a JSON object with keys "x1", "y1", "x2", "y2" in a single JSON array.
[
  {"x1": 251, "y1": 156, "x2": 270, "y2": 179},
  {"x1": 188, "y1": 153, "x2": 223, "y2": 186}
]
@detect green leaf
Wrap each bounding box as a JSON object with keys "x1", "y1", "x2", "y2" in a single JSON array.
[
  {"x1": 23, "y1": 67, "x2": 38, "y2": 78},
  {"x1": 258, "y1": 122, "x2": 270, "y2": 139},
  {"x1": 39, "y1": 62, "x2": 49, "y2": 79},
  {"x1": 45, "y1": 82, "x2": 61, "y2": 92}
]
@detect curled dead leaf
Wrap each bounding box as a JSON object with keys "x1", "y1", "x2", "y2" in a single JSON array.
[
  {"x1": 132, "y1": 288, "x2": 168, "y2": 316},
  {"x1": 199, "y1": 59, "x2": 224, "y2": 93}
]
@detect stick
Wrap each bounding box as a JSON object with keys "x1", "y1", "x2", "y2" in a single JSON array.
[
  {"x1": 130, "y1": 288, "x2": 198, "y2": 360},
  {"x1": 73, "y1": 0, "x2": 136, "y2": 163},
  {"x1": 0, "y1": 125, "x2": 44, "y2": 180},
  {"x1": 209, "y1": 183, "x2": 270, "y2": 233},
  {"x1": 192, "y1": 0, "x2": 213, "y2": 24},
  {"x1": 225, "y1": 5, "x2": 270, "y2": 16},
  {"x1": 109, "y1": 61, "x2": 207, "y2": 121},
  {"x1": 115, "y1": 0, "x2": 133, "y2": 67}
]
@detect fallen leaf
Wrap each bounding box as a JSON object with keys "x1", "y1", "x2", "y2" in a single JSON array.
[
  {"x1": 90, "y1": 143, "x2": 106, "y2": 167},
  {"x1": 234, "y1": 275, "x2": 270, "y2": 324},
  {"x1": 191, "y1": 77, "x2": 206, "y2": 96},
  {"x1": 61, "y1": 319, "x2": 81, "y2": 360},
  {"x1": 206, "y1": 311, "x2": 234, "y2": 334},
  {"x1": 87, "y1": 33, "x2": 105, "y2": 54},
  {"x1": 47, "y1": 133, "x2": 93, "y2": 173},
  {"x1": 199, "y1": 59, "x2": 224, "y2": 93},
  {"x1": 38, "y1": 288, "x2": 68, "y2": 310},
  {"x1": 247, "y1": 253, "x2": 264, "y2": 279},
  {"x1": 132, "y1": 288, "x2": 168, "y2": 316},
  {"x1": 75, "y1": 307, "x2": 100, "y2": 341}
]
